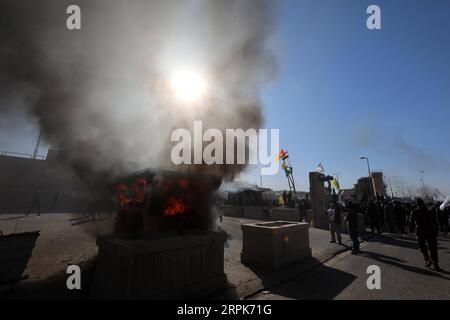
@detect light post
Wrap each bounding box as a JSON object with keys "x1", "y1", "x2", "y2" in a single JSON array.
[{"x1": 360, "y1": 157, "x2": 375, "y2": 199}]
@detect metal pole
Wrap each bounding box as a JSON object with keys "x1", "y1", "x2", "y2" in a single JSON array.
[{"x1": 366, "y1": 158, "x2": 371, "y2": 177}]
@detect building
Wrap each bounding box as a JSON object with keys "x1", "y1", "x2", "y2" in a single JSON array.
[{"x1": 371, "y1": 171, "x2": 386, "y2": 196}]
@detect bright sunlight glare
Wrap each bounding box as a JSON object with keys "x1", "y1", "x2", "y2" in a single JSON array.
[{"x1": 169, "y1": 69, "x2": 208, "y2": 105}]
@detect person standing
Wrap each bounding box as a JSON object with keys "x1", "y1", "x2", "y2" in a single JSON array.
[
  {"x1": 298, "y1": 199, "x2": 307, "y2": 222},
  {"x1": 327, "y1": 202, "x2": 342, "y2": 244},
  {"x1": 384, "y1": 201, "x2": 396, "y2": 233},
  {"x1": 394, "y1": 201, "x2": 406, "y2": 233},
  {"x1": 345, "y1": 201, "x2": 360, "y2": 254},
  {"x1": 410, "y1": 198, "x2": 441, "y2": 271},
  {"x1": 366, "y1": 200, "x2": 380, "y2": 234}
]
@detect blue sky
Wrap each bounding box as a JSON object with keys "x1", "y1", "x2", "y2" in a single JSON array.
[
  {"x1": 241, "y1": 0, "x2": 450, "y2": 195},
  {"x1": 2, "y1": 0, "x2": 450, "y2": 196}
]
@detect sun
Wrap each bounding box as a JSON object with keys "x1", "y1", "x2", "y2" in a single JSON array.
[{"x1": 169, "y1": 69, "x2": 208, "y2": 105}]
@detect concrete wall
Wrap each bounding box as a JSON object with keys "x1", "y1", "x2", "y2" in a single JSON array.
[
  {"x1": 309, "y1": 172, "x2": 329, "y2": 229},
  {"x1": 223, "y1": 205, "x2": 244, "y2": 218},
  {"x1": 270, "y1": 208, "x2": 300, "y2": 222},
  {"x1": 0, "y1": 155, "x2": 92, "y2": 213},
  {"x1": 243, "y1": 207, "x2": 266, "y2": 220}
]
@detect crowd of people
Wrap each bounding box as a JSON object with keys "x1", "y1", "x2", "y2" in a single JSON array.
[{"x1": 325, "y1": 196, "x2": 449, "y2": 272}]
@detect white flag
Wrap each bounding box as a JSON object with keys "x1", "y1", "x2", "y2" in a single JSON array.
[
  {"x1": 315, "y1": 163, "x2": 324, "y2": 174},
  {"x1": 440, "y1": 199, "x2": 450, "y2": 211}
]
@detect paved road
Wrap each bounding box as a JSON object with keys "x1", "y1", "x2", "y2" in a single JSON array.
[
  {"x1": 249, "y1": 233, "x2": 450, "y2": 300},
  {"x1": 1, "y1": 214, "x2": 353, "y2": 299}
]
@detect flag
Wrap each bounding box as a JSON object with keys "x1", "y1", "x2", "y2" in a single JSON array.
[
  {"x1": 279, "y1": 195, "x2": 285, "y2": 206},
  {"x1": 338, "y1": 190, "x2": 346, "y2": 207},
  {"x1": 440, "y1": 199, "x2": 450, "y2": 211},
  {"x1": 315, "y1": 163, "x2": 324, "y2": 174},
  {"x1": 277, "y1": 149, "x2": 289, "y2": 162},
  {"x1": 331, "y1": 179, "x2": 340, "y2": 190}
]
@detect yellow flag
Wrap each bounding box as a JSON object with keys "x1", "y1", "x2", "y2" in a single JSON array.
[{"x1": 331, "y1": 179, "x2": 340, "y2": 190}]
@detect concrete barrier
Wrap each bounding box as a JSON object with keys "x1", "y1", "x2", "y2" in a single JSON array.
[
  {"x1": 241, "y1": 221, "x2": 312, "y2": 271},
  {"x1": 93, "y1": 231, "x2": 227, "y2": 299}
]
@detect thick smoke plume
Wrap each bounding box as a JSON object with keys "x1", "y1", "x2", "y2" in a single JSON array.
[{"x1": 0, "y1": 0, "x2": 278, "y2": 183}]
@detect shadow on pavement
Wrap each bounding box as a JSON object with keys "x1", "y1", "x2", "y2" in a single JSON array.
[
  {"x1": 260, "y1": 263, "x2": 357, "y2": 300},
  {"x1": 360, "y1": 251, "x2": 450, "y2": 280},
  {"x1": 1, "y1": 260, "x2": 96, "y2": 300},
  {"x1": 372, "y1": 234, "x2": 420, "y2": 250}
]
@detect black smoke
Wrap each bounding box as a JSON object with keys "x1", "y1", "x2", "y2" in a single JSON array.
[{"x1": 0, "y1": 0, "x2": 279, "y2": 183}]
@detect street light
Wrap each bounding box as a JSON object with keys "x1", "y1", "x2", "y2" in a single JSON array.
[{"x1": 360, "y1": 157, "x2": 375, "y2": 199}]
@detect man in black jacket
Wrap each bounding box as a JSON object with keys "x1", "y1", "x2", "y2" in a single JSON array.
[
  {"x1": 345, "y1": 201, "x2": 360, "y2": 254},
  {"x1": 366, "y1": 200, "x2": 381, "y2": 234},
  {"x1": 410, "y1": 198, "x2": 441, "y2": 271}
]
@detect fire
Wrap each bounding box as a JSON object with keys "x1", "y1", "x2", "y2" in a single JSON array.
[
  {"x1": 116, "y1": 177, "x2": 148, "y2": 208},
  {"x1": 164, "y1": 197, "x2": 190, "y2": 217}
]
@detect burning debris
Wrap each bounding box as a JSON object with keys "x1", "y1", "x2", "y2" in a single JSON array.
[{"x1": 113, "y1": 169, "x2": 222, "y2": 234}]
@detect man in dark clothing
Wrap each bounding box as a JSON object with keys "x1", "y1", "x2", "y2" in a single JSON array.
[
  {"x1": 384, "y1": 201, "x2": 396, "y2": 233},
  {"x1": 394, "y1": 201, "x2": 406, "y2": 233},
  {"x1": 410, "y1": 198, "x2": 441, "y2": 271},
  {"x1": 298, "y1": 199, "x2": 307, "y2": 222},
  {"x1": 345, "y1": 201, "x2": 360, "y2": 254},
  {"x1": 366, "y1": 200, "x2": 381, "y2": 234}
]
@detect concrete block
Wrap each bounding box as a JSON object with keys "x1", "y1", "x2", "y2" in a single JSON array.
[
  {"x1": 93, "y1": 230, "x2": 227, "y2": 299},
  {"x1": 241, "y1": 221, "x2": 312, "y2": 271}
]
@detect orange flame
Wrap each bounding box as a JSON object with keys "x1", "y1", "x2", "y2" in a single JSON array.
[
  {"x1": 164, "y1": 197, "x2": 190, "y2": 217},
  {"x1": 116, "y1": 177, "x2": 148, "y2": 208}
]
